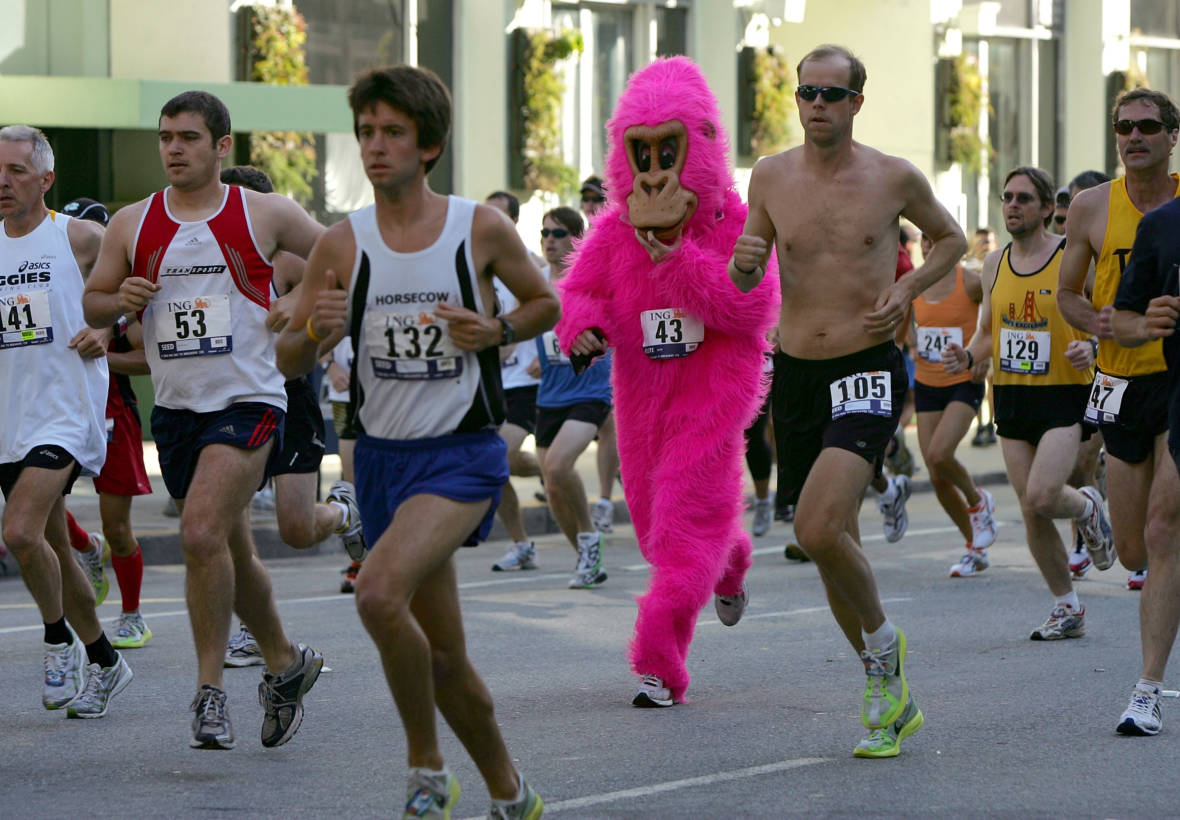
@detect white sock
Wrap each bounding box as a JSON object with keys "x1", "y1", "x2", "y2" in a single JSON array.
[
  {"x1": 329, "y1": 500, "x2": 350, "y2": 528},
  {"x1": 576, "y1": 531, "x2": 599, "y2": 547},
  {"x1": 489, "y1": 772, "x2": 526, "y2": 808},
  {"x1": 1054, "y1": 590, "x2": 1081, "y2": 611},
  {"x1": 1138, "y1": 677, "x2": 1163, "y2": 692},
  {"x1": 598, "y1": 496, "x2": 611, "y2": 504},
  {"x1": 863, "y1": 619, "x2": 897, "y2": 652},
  {"x1": 878, "y1": 478, "x2": 898, "y2": 503},
  {"x1": 409, "y1": 766, "x2": 449, "y2": 781}
]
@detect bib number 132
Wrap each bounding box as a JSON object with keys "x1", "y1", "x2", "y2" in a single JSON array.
[{"x1": 830, "y1": 371, "x2": 892, "y2": 419}]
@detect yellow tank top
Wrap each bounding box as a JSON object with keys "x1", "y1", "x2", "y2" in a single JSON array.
[
  {"x1": 992, "y1": 240, "x2": 1092, "y2": 388},
  {"x1": 1092, "y1": 175, "x2": 1178, "y2": 377}
]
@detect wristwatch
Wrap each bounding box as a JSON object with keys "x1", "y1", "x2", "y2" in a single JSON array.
[{"x1": 498, "y1": 317, "x2": 516, "y2": 346}]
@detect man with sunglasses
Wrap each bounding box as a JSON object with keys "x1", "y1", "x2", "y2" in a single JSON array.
[
  {"x1": 729, "y1": 44, "x2": 966, "y2": 758},
  {"x1": 1060, "y1": 87, "x2": 1180, "y2": 738}
]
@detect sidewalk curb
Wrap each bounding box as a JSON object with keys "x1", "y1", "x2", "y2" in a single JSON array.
[{"x1": 0, "y1": 469, "x2": 1013, "y2": 576}]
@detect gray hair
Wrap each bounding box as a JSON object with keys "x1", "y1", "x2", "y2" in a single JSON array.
[{"x1": 0, "y1": 125, "x2": 54, "y2": 174}]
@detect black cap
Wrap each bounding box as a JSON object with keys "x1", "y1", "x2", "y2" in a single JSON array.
[
  {"x1": 580, "y1": 176, "x2": 605, "y2": 198},
  {"x1": 61, "y1": 198, "x2": 109, "y2": 226}
]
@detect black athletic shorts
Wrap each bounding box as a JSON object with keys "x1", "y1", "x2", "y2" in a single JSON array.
[
  {"x1": 272, "y1": 377, "x2": 326, "y2": 476},
  {"x1": 504, "y1": 386, "x2": 539, "y2": 435},
  {"x1": 0, "y1": 445, "x2": 83, "y2": 499},
  {"x1": 1091, "y1": 370, "x2": 1168, "y2": 465},
  {"x1": 994, "y1": 384, "x2": 1094, "y2": 446},
  {"x1": 772, "y1": 341, "x2": 906, "y2": 506},
  {"x1": 152, "y1": 402, "x2": 285, "y2": 499},
  {"x1": 534, "y1": 401, "x2": 612, "y2": 449},
  {"x1": 914, "y1": 379, "x2": 985, "y2": 414}
]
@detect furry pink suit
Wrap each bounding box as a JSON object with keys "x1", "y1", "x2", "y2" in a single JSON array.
[{"x1": 555, "y1": 57, "x2": 779, "y2": 702}]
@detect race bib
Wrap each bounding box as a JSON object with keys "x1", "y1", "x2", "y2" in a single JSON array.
[
  {"x1": 916, "y1": 326, "x2": 962, "y2": 362},
  {"x1": 640, "y1": 308, "x2": 704, "y2": 360},
  {"x1": 830, "y1": 370, "x2": 893, "y2": 419},
  {"x1": 999, "y1": 328, "x2": 1050, "y2": 375},
  {"x1": 0, "y1": 290, "x2": 53, "y2": 349},
  {"x1": 1084, "y1": 371, "x2": 1129, "y2": 424},
  {"x1": 365, "y1": 310, "x2": 463, "y2": 380},
  {"x1": 155, "y1": 294, "x2": 232, "y2": 359},
  {"x1": 541, "y1": 331, "x2": 569, "y2": 365}
]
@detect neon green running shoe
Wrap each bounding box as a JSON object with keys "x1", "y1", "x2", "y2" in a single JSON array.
[
  {"x1": 403, "y1": 768, "x2": 460, "y2": 818},
  {"x1": 854, "y1": 694, "x2": 923, "y2": 758},
  {"x1": 860, "y1": 627, "x2": 908, "y2": 729},
  {"x1": 76, "y1": 533, "x2": 110, "y2": 607}
]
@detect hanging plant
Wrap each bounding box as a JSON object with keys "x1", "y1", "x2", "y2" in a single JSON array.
[
  {"x1": 246, "y1": 4, "x2": 317, "y2": 205},
  {"x1": 749, "y1": 46, "x2": 794, "y2": 158},
  {"x1": 510, "y1": 28, "x2": 583, "y2": 196},
  {"x1": 945, "y1": 53, "x2": 990, "y2": 174}
]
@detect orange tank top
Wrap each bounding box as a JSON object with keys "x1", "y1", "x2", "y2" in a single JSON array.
[{"x1": 912, "y1": 265, "x2": 978, "y2": 388}]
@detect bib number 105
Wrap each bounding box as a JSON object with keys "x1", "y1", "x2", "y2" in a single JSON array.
[{"x1": 830, "y1": 371, "x2": 893, "y2": 419}]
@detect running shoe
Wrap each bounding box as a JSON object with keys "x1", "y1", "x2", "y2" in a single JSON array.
[
  {"x1": 67, "y1": 653, "x2": 133, "y2": 718},
  {"x1": 1029, "y1": 604, "x2": 1085, "y2": 640},
  {"x1": 1128, "y1": 569, "x2": 1147, "y2": 591},
  {"x1": 568, "y1": 533, "x2": 607, "y2": 589},
  {"x1": 714, "y1": 584, "x2": 749, "y2": 626},
  {"x1": 775, "y1": 503, "x2": 796, "y2": 523},
  {"x1": 591, "y1": 497, "x2": 614, "y2": 534},
  {"x1": 877, "y1": 474, "x2": 911, "y2": 544},
  {"x1": 404, "y1": 768, "x2": 461, "y2": 819},
  {"x1": 76, "y1": 532, "x2": 110, "y2": 607},
  {"x1": 327, "y1": 480, "x2": 367, "y2": 561},
  {"x1": 110, "y1": 611, "x2": 153, "y2": 649},
  {"x1": 1116, "y1": 683, "x2": 1162, "y2": 736},
  {"x1": 783, "y1": 542, "x2": 811, "y2": 562},
  {"x1": 884, "y1": 430, "x2": 915, "y2": 477},
  {"x1": 225, "y1": 624, "x2": 265, "y2": 667},
  {"x1": 1096, "y1": 447, "x2": 1108, "y2": 499},
  {"x1": 949, "y1": 547, "x2": 989, "y2": 578},
  {"x1": 488, "y1": 775, "x2": 544, "y2": 820},
  {"x1": 340, "y1": 561, "x2": 361, "y2": 594},
  {"x1": 752, "y1": 498, "x2": 773, "y2": 537},
  {"x1": 191, "y1": 684, "x2": 234, "y2": 750},
  {"x1": 1077, "y1": 486, "x2": 1116, "y2": 570},
  {"x1": 966, "y1": 488, "x2": 998, "y2": 549},
  {"x1": 492, "y1": 541, "x2": 537, "y2": 572},
  {"x1": 43, "y1": 635, "x2": 86, "y2": 710},
  {"x1": 258, "y1": 643, "x2": 324, "y2": 747},
  {"x1": 854, "y1": 693, "x2": 923, "y2": 758},
  {"x1": 251, "y1": 486, "x2": 276, "y2": 512},
  {"x1": 860, "y1": 628, "x2": 909, "y2": 729},
  {"x1": 1068, "y1": 530, "x2": 1092, "y2": 578},
  {"x1": 162, "y1": 497, "x2": 180, "y2": 518},
  {"x1": 632, "y1": 674, "x2": 674, "y2": 708}
]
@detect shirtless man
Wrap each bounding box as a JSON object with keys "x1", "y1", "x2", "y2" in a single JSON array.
[
  {"x1": 1064, "y1": 88, "x2": 1180, "y2": 735},
  {"x1": 730, "y1": 44, "x2": 966, "y2": 758},
  {"x1": 84, "y1": 91, "x2": 325, "y2": 750}
]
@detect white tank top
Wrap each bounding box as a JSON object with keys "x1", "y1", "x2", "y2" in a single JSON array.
[
  {"x1": 134, "y1": 186, "x2": 287, "y2": 412},
  {"x1": 0, "y1": 212, "x2": 108, "y2": 475},
  {"x1": 495, "y1": 263, "x2": 547, "y2": 390},
  {"x1": 346, "y1": 196, "x2": 504, "y2": 440},
  {"x1": 327, "y1": 336, "x2": 352, "y2": 402}
]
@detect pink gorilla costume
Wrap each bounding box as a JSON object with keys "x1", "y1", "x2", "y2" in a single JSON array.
[{"x1": 555, "y1": 57, "x2": 779, "y2": 702}]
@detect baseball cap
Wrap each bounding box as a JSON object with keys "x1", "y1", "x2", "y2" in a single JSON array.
[
  {"x1": 61, "y1": 197, "x2": 110, "y2": 226},
  {"x1": 580, "y1": 176, "x2": 605, "y2": 198}
]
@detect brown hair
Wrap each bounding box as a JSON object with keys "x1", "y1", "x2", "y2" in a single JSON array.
[
  {"x1": 1004, "y1": 166, "x2": 1056, "y2": 227},
  {"x1": 348, "y1": 65, "x2": 452, "y2": 173},
  {"x1": 543, "y1": 206, "x2": 585, "y2": 239},
  {"x1": 1112, "y1": 88, "x2": 1180, "y2": 132},
  {"x1": 797, "y1": 44, "x2": 866, "y2": 92}
]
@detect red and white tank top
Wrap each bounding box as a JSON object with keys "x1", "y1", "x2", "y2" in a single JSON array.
[{"x1": 134, "y1": 185, "x2": 286, "y2": 412}]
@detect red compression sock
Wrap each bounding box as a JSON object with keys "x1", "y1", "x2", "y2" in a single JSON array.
[
  {"x1": 111, "y1": 546, "x2": 143, "y2": 613},
  {"x1": 65, "y1": 511, "x2": 90, "y2": 552}
]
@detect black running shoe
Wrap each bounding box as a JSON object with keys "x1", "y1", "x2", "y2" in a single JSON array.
[{"x1": 259, "y1": 644, "x2": 324, "y2": 747}]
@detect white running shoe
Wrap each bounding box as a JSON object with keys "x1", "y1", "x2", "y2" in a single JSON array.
[
  {"x1": 568, "y1": 533, "x2": 607, "y2": 589},
  {"x1": 966, "y1": 488, "x2": 998, "y2": 549},
  {"x1": 591, "y1": 498, "x2": 614, "y2": 534},
  {"x1": 75, "y1": 533, "x2": 110, "y2": 607},
  {"x1": 326, "y1": 480, "x2": 366, "y2": 561},
  {"x1": 1068, "y1": 531, "x2": 1092, "y2": 578},
  {"x1": 1116, "y1": 683, "x2": 1162, "y2": 736},
  {"x1": 878, "y1": 474, "x2": 911, "y2": 543},
  {"x1": 110, "y1": 611, "x2": 153, "y2": 649},
  {"x1": 224, "y1": 624, "x2": 265, "y2": 667},
  {"x1": 67, "y1": 653, "x2": 133, "y2": 718},
  {"x1": 492, "y1": 541, "x2": 537, "y2": 571},
  {"x1": 1077, "y1": 486, "x2": 1116, "y2": 570},
  {"x1": 1029, "y1": 604, "x2": 1086, "y2": 640},
  {"x1": 632, "y1": 674, "x2": 674, "y2": 707},
  {"x1": 714, "y1": 584, "x2": 748, "y2": 626},
  {"x1": 1128, "y1": 569, "x2": 1147, "y2": 591},
  {"x1": 949, "y1": 547, "x2": 989, "y2": 578},
  {"x1": 43, "y1": 635, "x2": 86, "y2": 710},
  {"x1": 752, "y1": 498, "x2": 772, "y2": 537}
]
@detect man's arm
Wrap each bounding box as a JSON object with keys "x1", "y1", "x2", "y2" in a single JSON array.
[
  {"x1": 275, "y1": 222, "x2": 355, "y2": 379},
  {"x1": 1057, "y1": 188, "x2": 1104, "y2": 336},
  {"x1": 730, "y1": 158, "x2": 777, "y2": 292},
  {"x1": 66, "y1": 217, "x2": 104, "y2": 280},
  {"x1": 438, "y1": 205, "x2": 559, "y2": 351},
  {"x1": 83, "y1": 202, "x2": 158, "y2": 328},
  {"x1": 266, "y1": 193, "x2": 327, "y2": 261}
]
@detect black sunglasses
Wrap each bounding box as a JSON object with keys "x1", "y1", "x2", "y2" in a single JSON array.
[
  {"x1": 541, "y1": 228, "x2": 569, "y2": 239},
  {"x1": 581, "y1": 195, "x2": 605, "y2": 203},
  {"x1": 1113, "y1": 118, "x2": 1166, "y2": 135},
  {"x1": 797, "y1": 84, "x2": 859, "y2": 102},
  {"x1": 1054, "y1": 215, "x2": 1067, "y2": 225},
  {"x1": 1001, "y1": 191, "x2": 1038, "y2": 205}
]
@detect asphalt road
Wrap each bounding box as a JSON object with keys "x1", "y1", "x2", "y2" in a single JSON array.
[{"x1": 0, "y1": 481, "x2": 1173, "y2": 818}]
